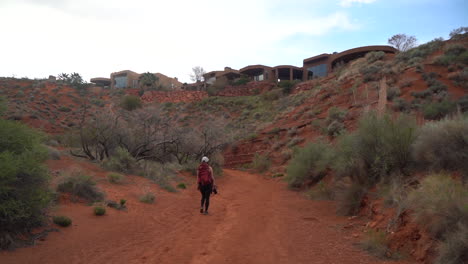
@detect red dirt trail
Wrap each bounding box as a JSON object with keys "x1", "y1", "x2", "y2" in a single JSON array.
[{"x1": 0, "y1": 169, "x2": 412, "y2": 264}]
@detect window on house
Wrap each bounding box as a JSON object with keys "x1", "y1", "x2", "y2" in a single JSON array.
[
  {"x1": 307, "y1": 64, "x2": 327, "y2": 79},
  {"x1": 114, "y1": 76, "x2": 127, "y2": 88}
]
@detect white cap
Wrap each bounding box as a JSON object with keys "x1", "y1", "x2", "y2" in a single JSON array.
[{"x1": 201, "y1": 156, "x2": 209, "y2": 162}]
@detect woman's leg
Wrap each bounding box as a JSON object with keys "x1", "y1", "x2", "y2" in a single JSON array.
[
  {"x1": 204, "y1": 184, "x2": 212, "y2": 212},
  {"x1": 200, "y1": 187, "x2": 206, "y2": 212}
]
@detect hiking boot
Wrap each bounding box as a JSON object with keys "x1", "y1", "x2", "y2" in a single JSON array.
[
  {"x1": 200, "y1": 208, "x2": 204, "y2": 214},
  {"x1": 203, "y1": 211, "x2": 208, "y2": 215}
]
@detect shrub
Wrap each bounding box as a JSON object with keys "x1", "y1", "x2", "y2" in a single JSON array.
[
  {"x1": 278, "y1": 80, "x2": 298, "y2": 94},
  {"x1": 458, "y1": 95, "x2": 468, "y2": 112},
  {"x1": 365, "y1": 51, "x2": 385, "y2": 63},
  {"x1": 411, "y1": 90, "x2": 432, "y2": 99},
  {"x1": 93, "y1": 206, "x2": 106, "y2": 216},
  {"x1": 57, "y1": 171, "x2": 104, "y2": 202},
  {"x1": 333, "y1": 113, "x2": 418, "y2": 185},
  {"x1": 422, "y1": 100, "x2": 456, "y2": 120},
  {"x1": 47, "y1": 146, "x2": 61, "y2": 160},
  {"x1": 360, "y1": 63, "x2": 381, "y2": 82},
  {"x1": 286, "y1": 141, "x2": 333, "y2": 188},
  {"x1": 139, "y1": 192, "x2": 155, "y2": 204},
  {"x1": 335, "y1": 180, "x2": 367, "y2": 216},
  {"x1": 306, "y1": 181, "x2": 334, "y2": 200},
  {"x1": 252, "y1": 153, "x2": 271, "y2": 173},
  {"x1": 261, "y1": 89, "x2": 283, "y2": 101},
  {"x1": 327, "y1": 107, "x2": 347, "y2": 122},
  {"x1": 0, "y1": 119, "x2": 51, "y2": 248},
  {"x1": 386, "y1": 87, "x2": 400, "y2": 101},
  {"x1": 53, "y1": 216, "x2": 72, "y2": 227},
  {"x1": 435, "y1": 222, "x2": 468, "y2": 264},
  {"x1": 392, "y1": 98, "x2": 411, "y2": 112},
  {"x1": 287, "y1": 136, "x2": 304, "y2": 147},
  {"x1": 121, "y1": 95, "x2": 142, "y2": 111},
  {"x1": 120, "y1": 199, "x2": 126, "y2": 208},
  {"x1": 103, "y1": 147, "x2": 137, "y2": 174},
  {"x1": 58, "y1": 106, "x2": 71, "y2": 112},
  {"x1": 142, "y1": 161, "x2": 177, "y2": 192},
  {"x1": 232, "y1": 76, "x2": 250, "y2": 86},
  {"x1": 327, "y1": 120, "x2": 345, "y2": 137},
  {"x1": 359, "y1": 229, "x2": 397, "y2": 259},
  {"x1": 107, "y1": 172, "x2": 125, "y2": 184},
  {"x1": 407, "y1": 174, "x2": 468, "y2": 263},
  {"x1": 412, "y1": 118, "x2": 468, "y2": 179},
  {"x1": 177, "y1": 183, "x2": 187, "y2": 189}
]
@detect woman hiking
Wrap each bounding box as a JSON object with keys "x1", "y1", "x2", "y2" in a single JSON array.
[{"x1": 197, "y1": 156, "x2": 215, "y2": 215}]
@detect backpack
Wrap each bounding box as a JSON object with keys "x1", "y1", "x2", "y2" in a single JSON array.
[{"x1": 198, "y1": 163, "x2": 213, "y2": 185}]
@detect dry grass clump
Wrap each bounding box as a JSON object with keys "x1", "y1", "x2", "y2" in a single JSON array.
[
  {"x1": 57, "y1": 171, "x2": 104, "y2": 202},
  {"x1": 407, "y1": 174, "x2": 468, "y2": 264}
]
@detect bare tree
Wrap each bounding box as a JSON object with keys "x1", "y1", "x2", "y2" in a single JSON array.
[
  {"x1": 190, "y1": 66, "x2": 206, "y2": 82},
  {"x1": 449, "y1": 26, "x2": 468, "y2": 40},
  {"x1": 388, "y1": 34, "x2": 418, "y2": 52}
]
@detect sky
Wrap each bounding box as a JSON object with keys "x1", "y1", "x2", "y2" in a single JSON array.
[{"x1": 0, "y1": 0, "x2": 466, "y2": 83}]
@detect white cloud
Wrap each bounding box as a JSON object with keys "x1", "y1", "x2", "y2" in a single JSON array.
[
  {"x1": 0, "y1": 0, "x2": 361, "y2": 82},
  {"x1": 340, "y1": 0, "x2": 377, "y2": 7}
]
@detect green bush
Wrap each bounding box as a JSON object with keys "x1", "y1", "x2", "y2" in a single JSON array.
[
  {"x1": 103, "y1": 147, "x2": 137, "y2": 174},
  {"x1": 396, "y1": 38, "x2": 444, "y2": 64},
  {"x1": 333, "y1": 113, "x2": 417, "y2": 185},
  {"x1": 360, "y1": 63, "x2": 381, "y2": 82},
  {"x1": 335, "y1": 180, "x2": 367, "y2": 216},
  {"x1": 386, "y1": 87, "x2": 401, "y2": 101},
  {"x1": 139, "y1": 192, "x2": 155, "y2": 204},
  {"x1": 142, "y1": 162, "x2": 177, "y2": 193},
  {"x1": 252, "y1": 153, "x2": 271, "y2": 173},
  {"x1": 278, "y1": 80, "x2": 298, "y2": 94},
  {"x1": 286, "y1": 141, "x2": 333, "y2": 188},
  {"x1": 411, "y1": 90, "x2": 432, "y2": 99},
  {"x1": 177, "y1": 183, "x2": 187, "y2": 189},
  {"x1": 0, "y1": 119, "x2": 51, "y2": 249},
  {"x1": 365, "y1": 51, "x2": 385, "y2": 63},
  {"x1": 232, "y1": 76, "x2": 250, "y2": 86},
  {"x1": 412, "y1": 118, "x2": 468, "y2": 179},
  {"x1": 434, "y1": 44, "x2": 468, "y2": 66},
  {"x1": 422, "y1": 100, "x2": 456, "y2": 120},
  {"x1": 107, "y1": 172, "x2": 125, "y2": 184},
  {"x1": 327, "y1": 120, "x2": 345, "y2": 137},
  {"x1": 57, "y1": 171, "x2": 104, "y2": 202},
  {"x1": 121, "y1": 95, "x2": 142, "y2": 111},
  {"x1": 93, "y1": 206, "x2": 106, "y2": 216},
  {"x1": 407, "y1": 174, "x2": 468, "y2": 264},
  {"x1": 306, "y1": 181, "x2": 334, "y2": 200},
  {"x1": 392, "y1": 98, "x2": 411, "y2": 112},
  {"x1": 435, "y1": 222, "x2": 468, "y2": 264},
  {"x1": 52, "y1": 216, "x2": 72, "y2": 227},
  {"x1": 359, "y1": 229, "x2": 397, "y2": 259},
  {"x1": 58, "y1": 106, "x2": 71, "y2": 112}
]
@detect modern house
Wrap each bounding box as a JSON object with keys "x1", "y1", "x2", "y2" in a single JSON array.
[
  {"x1": 239, "y1": 65, "x2": 276, "y2": 82},
  {"x1": 110, "y1": 70, "x2": 141, "y2": 89},
  {"x1": 203, "y1": 67, "x2": 241, "y2": 85},
  {"x1": 303, "y1": 45, "x2": 397, "y2": 80},
  {"x1": 90, "y1": 77, "x2": 111, "y2": 87},
  {"x1": 91, "y1": 70, "x2": 182, "y2": 90}
]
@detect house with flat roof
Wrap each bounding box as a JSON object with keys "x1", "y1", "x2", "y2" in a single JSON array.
[
  {"x1": 303, "y1": 45, "x2": 397, "y2": 80},
  {"x1": 91, "y1": 70, "x2": 182, "y2": 90},
  {"x1": 203, "y1": 67, "x2": 241, "y2": 85}
]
